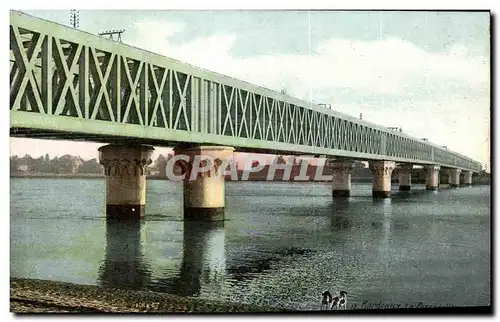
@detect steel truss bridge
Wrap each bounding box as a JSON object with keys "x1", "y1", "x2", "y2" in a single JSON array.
[{"x1": 9, "y1": 11, "x2": 482, "y2": 172}]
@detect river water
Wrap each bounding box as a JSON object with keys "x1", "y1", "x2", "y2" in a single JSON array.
[{"x1": 10, "y1": 178, "x2": 490, "y2": 310}]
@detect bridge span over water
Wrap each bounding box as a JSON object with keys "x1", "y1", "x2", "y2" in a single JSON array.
[{"x1": 9, "y1": 11, "x2": 482, "y2": 221}]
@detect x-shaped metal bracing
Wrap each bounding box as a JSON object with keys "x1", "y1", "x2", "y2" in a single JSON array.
[
  {"x1": 148, "y1": 66, "x2": 169, "y2": 128},
  {"x1": 10, "y1": 26, "x2": 44, "y2": 113},
  {"x1": 265, "y1": 98, "x2": 275, "y2": 141},
  {"x1": 88, "y1": 48, "x2": 115, "y2": 121},
  {"x1": 222, "y1": 85, "x2": 235, "y2": 136},
  {"x1": 252, "y1": 94, "x2": 263, "y2": 140},
  {"x1": 237, "y1": 89, "x2": 250, "y2": 138},
  {"x1": 121, "y1": 58, "x2": 144, "y2": 124},
  {"x1": 172, "y1": 71, "x2": 191, "y2": 131}
]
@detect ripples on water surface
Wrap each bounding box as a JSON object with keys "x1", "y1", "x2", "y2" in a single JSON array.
[{"x1": 10, "y1": 179, "x2": 490, "y2": 310}]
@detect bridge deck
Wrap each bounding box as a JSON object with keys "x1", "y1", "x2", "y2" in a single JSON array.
[{"x1": 9, "y1": 11, "x2": 481, "y2": 172}]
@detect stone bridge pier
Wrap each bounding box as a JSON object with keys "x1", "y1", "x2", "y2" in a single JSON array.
[
  {"x1": 464, "y1": 170, "x2": 473, "y2": 187},
  {"x1": 397, "y1": 163, "x2": 413, "y2": 191},
  {"x1": 98, "y1": 144, "x2": 154, "y2": 220},
  {"x1": 425, "y1": 165, "x2": 440, "y2": 190},
  {"x1": 157, "y1": 158, "x2": 167, "y2": 178},
  {"x1": 369, "y1": 161, "x2": 396, "y2": 198},
  {"x1": 331, "y1": 160, "x2": 355, "y2": 197},
  {"x1": 448, "y1": 168, "x2": 461, "y2": 188},
  {"x1": 173, "y1": 145, "x2": 234, "y2": 222}
]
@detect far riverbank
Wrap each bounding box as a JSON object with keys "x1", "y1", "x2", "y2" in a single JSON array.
[{"x1": 10, "y1": 172, "x2": 490, "y2": 185}]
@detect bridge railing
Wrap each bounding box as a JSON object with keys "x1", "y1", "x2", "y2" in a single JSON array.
[{"x1": 9, "y1": 11, "x2": 482, "y2": 173}]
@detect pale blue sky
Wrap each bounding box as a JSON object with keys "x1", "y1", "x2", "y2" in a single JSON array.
[
  {"x1": 19, "y1": 10, "x2": 489, "y2": 57},
  {"x1": 10, "y1": 10, "x2": 490, "y2": 169}
]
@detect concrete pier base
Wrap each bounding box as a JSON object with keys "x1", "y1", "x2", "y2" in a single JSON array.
[
  {"x1": 98, "y1": 144, "x2": 154, "y2": 220},
  {"x1": 369, "y1": 161, "x2": 396, "y2": 198},
  {"x1": 174, "y1": 145, "x2": 234, "y2": 222},
  {"x1": 425, "y1": 165, "x2": 441, "y2": 191},
  {"x1": 106, "y1": 204, "x2": 145, "y2": 220},
  {"x1": 372, "y1": 190, "x2": 392, "y2": 198},
  {"x1": 158, "y1": 158, "x2": 167, "y2": 178},
  {"x1": 332, "y1": 190, "x2": 351, "y2": 198},
  {"x1": 184, "y1": 207, "x2": 225, "y2": 222},
  {"x1": 449, "y1": 168, "x2": 461, "y2": 188},
  {"x1": 330, "y1": 160, "x2": 355, "y2": 198},
  {"x1": 464, "y1": 171, "x2": 473, "y2": 186},
  {"x1": 397, "y1": 164, "x2": 413, "y2": 191}
]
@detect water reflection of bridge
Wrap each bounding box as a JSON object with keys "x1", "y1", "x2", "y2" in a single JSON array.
[
  {"x1": 98, "y1": 220, "x2": 226, "y2": 297},
  {"x1": 97, "y1": 196, "x2": 409, "y2": 296},
  {"x1": 98, "y1": 221, "x2": 151, "y2": 291},
  {"x1": 150, "y1": 221, "x2": 226, "y2": 297}
]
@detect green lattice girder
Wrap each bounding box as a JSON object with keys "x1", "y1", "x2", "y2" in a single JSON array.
[{"x1": 9, "y1": 11, "x2": 482, "y2": 173}]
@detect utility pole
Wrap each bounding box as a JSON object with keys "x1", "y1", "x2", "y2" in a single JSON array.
[
  {"x1": 98, "y1": 30, "x2": 125, "y2": 42},
  {"x1": 69, "y1": 9, "x2": 79, "y2": 29}
]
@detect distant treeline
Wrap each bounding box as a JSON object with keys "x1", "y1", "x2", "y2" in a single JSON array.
[
  {"x1": 10, "y1": 153, "x2": 364, "y2": 175},
  {"x1": 9, "y1": 153, "x2": 178, "y2": 175},
  {"x1": 10, "y1": 154, "x2": 103, "y2": 174}
]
